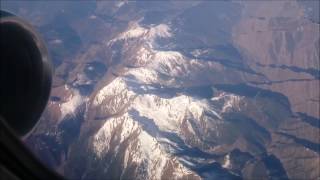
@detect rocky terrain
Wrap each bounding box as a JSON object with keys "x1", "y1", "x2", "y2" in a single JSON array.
[{"x1": 2, "y1": 1, "x2": 319, "y2": 179}]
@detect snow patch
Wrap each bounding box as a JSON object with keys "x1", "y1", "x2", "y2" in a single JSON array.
[
  {"x1": 148, "y1": 24, "x2": 172, "y2": 39},
  {"x1": 89, "y1": 15, "x2": 97, "y2": 19},
  {"x1": 92, "y1": 94, "x2": 203, "y2": 179},
  {"x1": 132, "y1": 94, "x2": 189, "y2": 132},
  {"x1": 186, "y1": 120, "x2": 196, "y2": 135},
  {"x1": 154, "y1": 51, "x2": 183, "y2": 62},
  {"x1": 73, "y1": 73, "x2": 92, "y2": 86},
  {"x1": 211, "y1": 93, "x2": 243, "y2": 113},
  {"x1": 116, "y1": 1, "x2": 126, "y2": 8},
  {"x1": 93, "y1": 113, "x2": 139, "y2": 157},
  {"x1": 127, "y1": 67, "x2": 159, "y2": 84},
  {"x1": 87, "y1": 66, "x2": 94, "y2": 71},
  {"x1": 115, "y1": 23, "x2": 172, "y2": 42},
  {"x1": 222, "y1": 154, "x2": 231, "y2": 169},
  {"x1": 60, "y1": 88, "x2": 84, "y2": 120},
  {"x1": 93, "y1": 77, "x2": 136, "y2": 115},
  {"x1": 118, "y1": 24, "x2": 147, "y2": 40},
  {"x1": 50, "y1": 39, "x2": 63, "y2": 44},
  {"x1": 135, "y1": 46, "x2": 154, "y2": 65},
  {"x1": 151, "y1": 50, "x2": 189, "y2": 77},
  {"x1": 93, "y1": 77, "x2": 135, "y2": 106},
  {"x1": 131, "y1": 94, "x2": 213, "y2": 133},
  {"x1": 191, "y1": 49, "x2": 209, "y2": 58}
]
